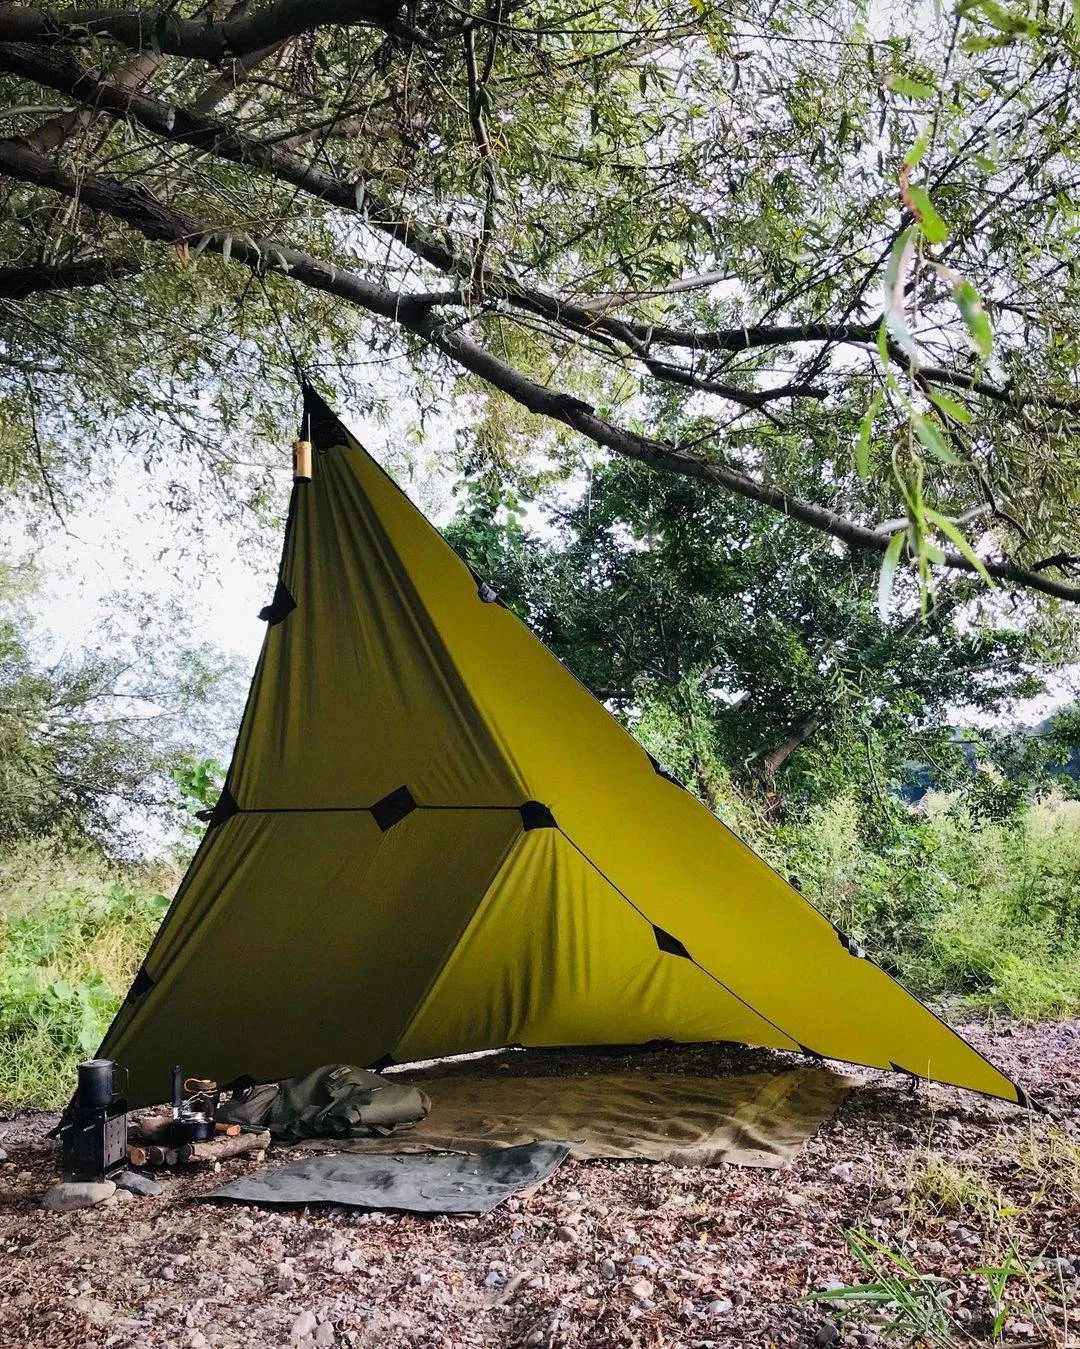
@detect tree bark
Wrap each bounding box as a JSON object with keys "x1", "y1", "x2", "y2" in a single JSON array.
[
  {"x1": 0, "y1": 1, "x2": 411, "y2": 61},
  {"x1": 753, "y1": 710, "x2": 825, "y2": 779}
]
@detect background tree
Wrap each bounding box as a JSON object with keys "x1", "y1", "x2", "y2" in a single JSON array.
[
  {"x1": 0, "y1": 0, "x2": 1077, "y2": 608},
  {"x1": 446, "y1": 450, "x2": 1077, "y2": 813},
  {"x1": 0, "y1": 561, "x2": 241, "y2": 853}
]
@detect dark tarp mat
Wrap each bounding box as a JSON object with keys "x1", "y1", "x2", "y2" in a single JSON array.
[
  {"x1": 201, "y1": 1141, "x2": 571, "y2": 1214},
  {"x1": 296, "y1": 1067, "x2": 860, "y2": 1169},
  {"x1": 100, "y1": 384, "x2": 1023, "y2": 1109}
]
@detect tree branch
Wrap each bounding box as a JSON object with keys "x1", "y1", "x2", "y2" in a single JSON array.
[
  {"x1": 0, "y1": 0, "x2": 424, "y2": 61},
  {"x1": 0, "y1": 42, "x2": 829, "y2": 414},
  {"x1": 0, "y1": 255, "x2": 137, "y2": 297},
  {"x1": 0, "y1": 135, "x2": 1077, "y2": 605}
]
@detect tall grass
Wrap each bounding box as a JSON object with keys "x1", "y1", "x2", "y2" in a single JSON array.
[
  {"x1": 0, "y1": 843, "x2": 175, "y2": 1108},
  {"x1": 757, "y1": 790, "x2": 1080, "y2": 1020}
]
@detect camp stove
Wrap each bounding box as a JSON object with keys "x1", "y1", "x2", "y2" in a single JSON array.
[
  {"x1": 169, "y1": 1065, "x2": 219, "y2": 1143},
  {"x1": 59, "y1": 1059, "x2": 129, "y2": 1182}
]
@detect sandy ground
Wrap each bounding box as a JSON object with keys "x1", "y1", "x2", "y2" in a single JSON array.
[{"x1": 1, "y1": 1021, "x2": 1077, "y2": 1349}]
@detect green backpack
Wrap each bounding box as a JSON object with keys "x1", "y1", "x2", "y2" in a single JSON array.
[{"x1": 217, "y1": 1064, "x2": 431, "y2": 1141}]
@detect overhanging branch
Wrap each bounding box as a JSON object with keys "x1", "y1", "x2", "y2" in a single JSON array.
[
  {"x1": 0, "y1": 134, "x2": 1077, "y2": 605},
  {"x1": 5, "y1": 40, "x2": 1075, "y2": 424},
  {"x1": 0, "y1": 0, "x2": 422, "y2": 60}
]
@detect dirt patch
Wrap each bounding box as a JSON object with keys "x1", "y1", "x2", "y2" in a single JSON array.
[{"x1": 1, "y1": 1021, "x2": 1077, "y2": 1348}]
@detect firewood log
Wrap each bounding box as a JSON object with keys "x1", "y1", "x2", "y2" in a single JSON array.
[{"x1": 178, "y1": 1130, "x2": 270, "y2": 1165}]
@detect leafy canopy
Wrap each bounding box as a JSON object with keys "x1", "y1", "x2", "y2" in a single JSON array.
[{"x1": 0, "y1": 0, "x2": 1078, "y2": 608}]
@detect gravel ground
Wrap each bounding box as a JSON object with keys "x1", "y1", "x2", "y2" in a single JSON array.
[{"x1": 1, "y1": 1021, "x2": 1077, "y2": 1349}]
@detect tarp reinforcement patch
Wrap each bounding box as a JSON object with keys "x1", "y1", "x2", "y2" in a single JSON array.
[
  {"x1": 371, "y1": 786, "x2": 418, "y2": 832},
  {"x1": 653, "y1": 925, "x2": 692, "y2": 960},
  {"x1": 519, "y1": 800, "x2": 557, "y2": 830},
  {"x1": 258, "y1": 579, "x2": 297, "y2": 626}
]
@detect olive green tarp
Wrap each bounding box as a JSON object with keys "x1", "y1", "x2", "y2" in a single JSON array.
[{"x1": 101, "y1": 386, "x2": 1023, "y2": 1109}]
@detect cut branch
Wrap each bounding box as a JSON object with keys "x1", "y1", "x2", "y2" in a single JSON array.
[{"x1": 0, "y1": 135, "x2": 1077, "y2": 605}]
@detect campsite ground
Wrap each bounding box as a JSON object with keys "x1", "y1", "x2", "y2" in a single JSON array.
[{"x1": 1, "y1": 1020, "x2": 1077, "y2": 1349}]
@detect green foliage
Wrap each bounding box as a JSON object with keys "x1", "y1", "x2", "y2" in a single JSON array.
[
  {"x1": 905, "y1": 1154, "x2": 1013, "y2": 1224},
  {"x1": 0, "y1": 844, "x2": 173, "y2": 1107},
  {"x1": 809, "y1": 1227, "x2": 1047, "y2": 1347},
  {"x1": 446, "y1": 459, "x2": 1076, "y2": 809},
  {"x1": 171, "y1": 755, "x2": 226, "y2": 841}
]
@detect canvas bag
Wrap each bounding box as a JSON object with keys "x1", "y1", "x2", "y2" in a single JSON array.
[{"x1": 217, "y1": 1064, "x2": 431, "y2": 1140}]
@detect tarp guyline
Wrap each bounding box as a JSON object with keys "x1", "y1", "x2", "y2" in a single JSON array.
[{"x1": 100, "y1": 385, "x2": 1024, "y2": 1109}]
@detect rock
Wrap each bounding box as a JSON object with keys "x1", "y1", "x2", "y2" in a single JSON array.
[
  {"x1": 41, "y1": 1181, "x2": 116, "y2": 1213},
  {"x1": 631, "y1": 1254, "x2": 656, "y2": 1271},
  {"x1": 331, "y1": 1258, "x2": 354, "y2": 1275},
  {"x1": 1041, "y1": 1256, "x2": 1076, "y2": 1280},
  {"x1": 828, "y1": 1162, "x2": 854, "y2": 1183},
  {"x1": 114, "y1": 1170, "x2": 163, "y2": 1197},
  {"x1": 314, "y1": 1324, "x2": 335, "y2": 1347},
  {"x1": 599, "y1": 1258, "x2": 617, "y2": 1279},
  {"x1": 706, "y1": 1299, "x2": 733, "y2": 1317},
  {"x1": 629, "y1": 1278, "x2": 654, "y2": 1301},
  {"x1": 159, "y1": 1266, "x2": 177, "y2": 1282},
  {"x1": 189, "y1": 1333, "x2": 209, "y2": 1349},
  {"x1": 290, "y1": 1310, "x2": 318, "y2": 1342},
  {"x1": 815, "y1": 1322, "x2": 841, "y2": 1346},
  {"x1": 785, "y1": 1192, "x2": 809, "y2": 1209},
  {"x1": 72, "y1": 1296, "x2": 115, "y2": 1328},
  {"x1": 555, "y1": 1225, "x2": 577, "y2": 1242},
  {"x1": 0, "y1": 1147, "x2": 7, "y2": 1161},
  {"x1": 483, "y1": 1269, "x2": 507, "y2": 1288}
]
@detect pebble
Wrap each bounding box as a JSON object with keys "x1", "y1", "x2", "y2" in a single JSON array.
[
  {"x1": 599, "y1": 1258, "x2": 617, "y2": 1279},
  {"x1": 290, "y1": 1310, "x2": 318, "y2": 1342},
  {"x1": 706, "y1": 1299, "x2": 733, "y2": 1317},
  {"x1": 483, "y1": 1270, "x2": 506, "y2": 1288},
  {"x1": 554, "y1": 1225, "x2": 577, "y2": 1242},
  {"x1": 631, "y1": 1254, "x2": 656, "y2": 1271},
  {"x1": 72, "y1": 1296, "x2": 114, "y2": 1328},
  {"x1": 815, "y1": 1322, "x2": 841, "y2": 1347},
  {"x1": 0, "y1": 1147, "x2": 7, "y2": 1161},
  {"x1": 41, "y1": 1181, "x2": 116, "y2": 1213},
  {"x1": 629, "y1": 1278, "x2": 654, "y2": 1301},
  {"x1": 314, "y1": 1324, "x2": 335, "y2": 1347},
  {"x1": 158, "y1": 1266, "x2": 177, "y2": 1282},
  {"x1": 114, "y1": 1170, "x2": 163, "y2": 1197},
  {"x1": 828, "y1": 1162, "x2": 854, "y2": 1183}
]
